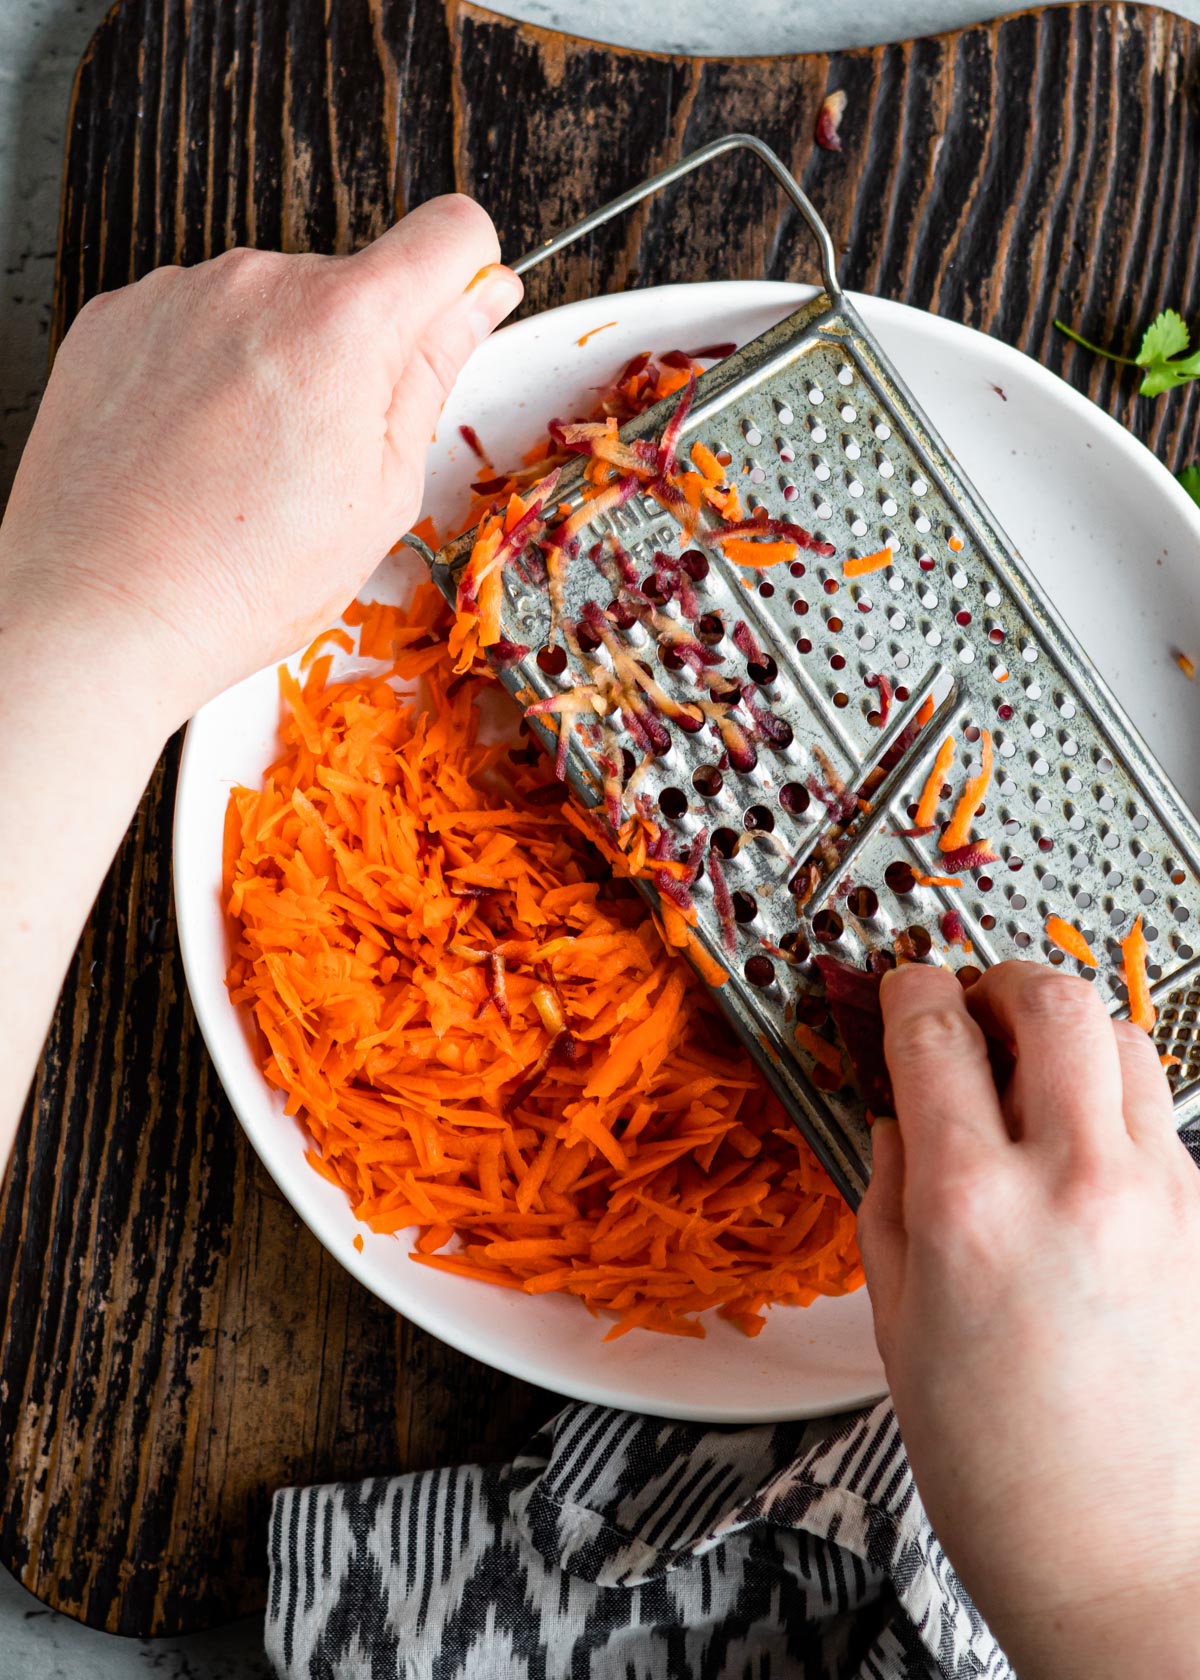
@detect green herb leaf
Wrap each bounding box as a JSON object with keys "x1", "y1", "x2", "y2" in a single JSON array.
[
  {"x1": 1137, "y1": 309, "x2": 1190, "y2": 367},
  {"x1": 1055, "y1": 308, "x2": 1200, "y2": 399},
  {"x1": 1176, "y1": 463, "x2": 1200, "y2": 508}
]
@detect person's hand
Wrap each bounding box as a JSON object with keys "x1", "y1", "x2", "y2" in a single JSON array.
[
  {"x1": 0, "y1": 194, "x2": 521, "y2": 728},
  {"x1": 859, "y1": 960, "x2": 1200, "y2": 1679}
]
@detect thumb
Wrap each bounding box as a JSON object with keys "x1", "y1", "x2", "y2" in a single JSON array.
[
  {"x1": 857, "y1": 1117, "x2": 907, "y2": 1351},
  {"x1": 383, "y1": 263, "x2": 523, "y2": 490}
]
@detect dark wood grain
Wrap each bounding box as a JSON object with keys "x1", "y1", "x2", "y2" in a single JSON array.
[{"x1": 4, "y1": 0, "x2": 1199, "y2": 1638}]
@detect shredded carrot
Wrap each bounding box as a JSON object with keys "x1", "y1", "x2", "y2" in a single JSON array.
[
  {"x1": 719, "y1": 538, "x2": 798, "y2": 570},
  {"x1": 914, "y1": 873, "x2": 962, "y2": 889},
  {"x1": 577, "y1": 321, "x2": 618, "y2": 347},
  {"x1": 793, "y1": 1021, "x2": 843, "y2": 1079},
  {"x1": 1045, "y1": 915, "x2": 1097, "y2": 968},
  {"x1": 225, "y1": 588, "x2": 861, "y2": 1340},
  {"x1": 1121, "y1": 916, "x2": 1156, "y2": 1035},
  {"x1": 352, "y1": 1233, "x2": 364, "y2": 1253},
  {"x1": 1162, "y1": 1053, "x2": 1182, "y2": 1070},
  {"x1": 915, "y1": 735, "x2": 956, "y2": 830},
  {"x1": 842, "y1": 547, "x2": 893, "y2": 579},
  {"x1": 939, "y1": 730, "x2": 993, "y2": 854},
  {"x1": 916, "y1": 694, "x2": 935, "y2": 727},
  {"x1": 690, "y1": 440, "x2": 724, "y2": 485},
  {"x1": 1177, "y1": 652, "x2": 1196, "y2": 681}
]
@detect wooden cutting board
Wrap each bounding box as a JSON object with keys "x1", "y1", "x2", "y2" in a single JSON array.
[{"x1": 3, "y1": 0, "x2": 1199, "y2": 1637}]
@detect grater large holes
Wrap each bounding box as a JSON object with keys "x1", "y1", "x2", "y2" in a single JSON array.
[
  {"x1": 812, "y1": 910, "x2": 844, "y2": 943},
  {"x1": 744, "y1": 955, "x2": 775, "y2": 988},
  {"x1": 745, "y1": 804, "x2": 775, "y2": 833},
  {"x1": 732, "y1": 891, "x2": 757, "y2": 924},
  {"x1": 693, "y1": 765, "x2": 723, "y2": 798},
  {"x1": 537, "y1": 644, "x2": 568, "y2": 676},
  {"x1": 658, "y1": 787, "x2": 688, "y2": 820},
  {"x1": 711, "y1": 827, "x2": 739, "y2": 859},
  {"x1": 780, "y1": 783, "x2": 810, "y2": 816},
  {"x1": 885, "y1": 861, "x2": 916, "y2": 895}
]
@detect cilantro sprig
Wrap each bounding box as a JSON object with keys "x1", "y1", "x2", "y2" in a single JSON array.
[
  {"x1": 1176, "y1": 463, "x2": 1200, "y2": 507},
  {"x1": 1055, "y1": 308, "x2": 1200, "y2": 397}
]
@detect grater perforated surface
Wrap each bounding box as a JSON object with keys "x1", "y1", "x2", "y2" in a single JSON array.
[{"x1": 425, "y1": 147, "x2": 1200, "y2": 1206}]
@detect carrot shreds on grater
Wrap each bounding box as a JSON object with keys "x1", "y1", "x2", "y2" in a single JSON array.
[{"x1": 403, "y1": 134, "x2": 1200, "y2": 1205}]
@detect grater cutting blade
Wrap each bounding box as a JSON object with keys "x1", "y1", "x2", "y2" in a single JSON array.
[{"x1": 411, "y1": 134, "x2": 1200, "y2": 1206}]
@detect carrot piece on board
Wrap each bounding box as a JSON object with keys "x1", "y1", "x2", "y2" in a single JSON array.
[
  {"x1": 915, "y1": 736, "x2": 956, "y2": 830},
  {"x1": 719, "y1": 538, "x2": 798, "y2": 569},
  {"x1": 1121, "y1": 917, "x2": 1156, "y2": 1034},
  {"x1": 1045, "y1": 915, "x2": 1097, "y2": 968},
  {"x1": 939, "y1": 730, "x2": 993, "y2": 854}
]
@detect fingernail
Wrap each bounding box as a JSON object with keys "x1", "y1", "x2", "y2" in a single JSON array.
[{"x1": 465, "y1": 266, "x2": 523, "y2": 345}]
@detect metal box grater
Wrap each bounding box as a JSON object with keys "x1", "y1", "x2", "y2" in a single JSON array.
[{"x1": 413, "y1": 134, "x2": 1200, "y2": 1206}]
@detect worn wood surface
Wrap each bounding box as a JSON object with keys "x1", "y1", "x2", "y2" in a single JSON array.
[{"x1": 3, "y1": 0, "x2": 1200, "y2": 1638}]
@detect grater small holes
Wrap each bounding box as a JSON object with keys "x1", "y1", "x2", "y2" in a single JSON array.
[
  {"x1": 857, "y1": 596, "x2": 873, "y2": 613},
  {"x1": 1132, "y1": 813, "x2": 1149, "y2": 832},
  {"x1": 780, "y1": 783, "x2": 810, "y2": 816},
  {"x1": 1038, "y1": 837, "x2": 1054, "y2": 853},
  {"x1": 956, "y1": 609, "x2": 972, "y2": 626},
  {"x1": 894, "y1": 651, "x2": 911, "y2": 670},
  {"x1": 988, "y1": 627, "x2": 1005, "y2": 643},
  {"x1": 951, "y1": 569, "x2": 969, "y2": 589},
  {"x1": 1066, "y1": 775, "x2": 1083, "y2": 793},
  {"x1": 797, "y1": 636, "x2": 813, "y2": 655},
  {"x1": 658, "y1": 787, "x2": 688, "y2": 820},
  {"x1": 885, "y1": 861, "x2": 917, "y2": 895},
  {"x1": 757, "y1": 580, "x2": 774, "y2": 599},
  {"x1": 697, "y1": 613, "x2": 725, "y2": 644},
  {"x1": 1097, "y1": 792, "x2": 1115, "y2": 813},
  {"x1": 1140, "y1": 888, "x2": 1157, "y2": 906},
  {"x1": 1097, "y1": 755, "x2": 1114, "y2": 773},
  {"x1": 711, "y1": 827, "x2": 739, "y2": 859},
  {"x1": 844, "y1": 438, "x2": 862, "y2": 462},
  {"x1": 1063, "y1": 738, "x2": 1079, "y2": 758},
  {"x1": 977, "y1": 876, "x2": 993, "y2": 891},
  {"x1": 693, "y1": 765, "x2": 723, "y2": 798},
  {"x1": 1180, "y1": 945, "x2": 1195, "y2": 960},
  {"x1": 744, "y1": 424, "x2": 763, "y2": 446},
  {"x1": 1077, "y1": 891, "x2": 1093, "y2": 908},
  {"x1": 1011, "y1": 893, "x2": 1027, "y2": 910},
  {"x1": 1014, "y1": 931, "x2": 1032, "y2": 949},
  {"x1": 817, "y1": 501, "x2": 833, "y2": 520},
  {"x1": 810, "y1": 425, "x2": 827, "y2": 444},
  {"x1": 794, "y1": 599, "x2": 809, "y2": 616},
  {"x1": 1048, "y1": 949, "x2": 1065, "y2": 966},
  {"x1": 783, "y1": 483, "x2": 797, "y2": 501},
  {"x1": 875, "y1": 422, "x2": 892, "y2": 441},
  {"x1": 915, "y1": 514, "x2": 932, "y2": 533},
  {"x1": 790, "y1": 561, "x2": 807, "y2": 578},
  {"x1": 837, "y1": 366, "x2": 854, "y2": 386},
  {"x1": 919, "y1": 555, "x2": 936, "y2": 572},
  {"x1": 1176, "y1": 906, "x2": 1191, "y2": 923},
  {"x1": 732, "y1": 891, "x2": 757, "y2": 924},
  {"x1": 808, "y1": 387, "x2": 825, "y2": 404},
  {"x1": 840, "y1": 406, "x2": 857, "y2": 423},
  {"x1": 1043, "y1": 873, "x2": 1059, "y2": 889},
  {"x1": 926, "y1": 629, "x2": 943, "y2": 647},
  {"x1": 812, "y1": 910, "x2": 844, "y2": 943},
  {"x1": 999, "y1": 740, "x2": 1018, "y2": 760},
  {"x1": 912, "y1": 476, "x2": 928, "y2": 495},
  {"x1": 833, "y1": 692, "x2": 850, "y2": 709},
  {"x1": 680, "y1": 549, "x2": 709, "y2": 582},
  {"x1": 902, "y1": 927, "x2": 933, "y2": 959},
  {"x1": 744, "y1": 804, "x2": 775, "y2": 833},
  {"x1": 830, "y1": 652, "x2": 847, "y2": 671},
  {"x1": 744, "y1": 954, "x2": 775, "y2": 988},
  {"x1": 823, "y1": 578, "x2": 839, "y2": 596},
  {"x1": 1172, "y1": 870, "x2": 1187, "y2": 886},
  {"x1": 537, "y1": 644, "x2": 568, "y2": 676},
  {"x1": 1004, "y1": 819, "x2": 1021, "y2": 836},
  {"x1": 981, "y1": 913, "x2": 997, "y2": 930},
  {"x1": 814, "y1": 460, "x2": 831, "y2": 482}
]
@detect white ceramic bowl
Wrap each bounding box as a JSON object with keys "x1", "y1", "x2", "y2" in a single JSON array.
[{"x1": 175, "y1": 282, "x2": 1200, "y2": 1421}]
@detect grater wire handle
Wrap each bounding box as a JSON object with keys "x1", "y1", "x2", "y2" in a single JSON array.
[{"x1": 509, "y1": 133, "x2": 841, "y2": 301}]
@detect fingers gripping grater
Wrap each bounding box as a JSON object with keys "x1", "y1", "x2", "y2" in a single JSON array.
[{"x1": 412, "y1": 134, "x2": 1200, "y2": 1206}]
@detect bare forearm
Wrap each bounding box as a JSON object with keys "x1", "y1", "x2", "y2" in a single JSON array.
[{"x1": 0, "y1": 564, "x2": 171, "y2": 1163}]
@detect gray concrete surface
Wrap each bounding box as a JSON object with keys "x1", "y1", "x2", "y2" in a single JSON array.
[{"x1": 2, "y1": 0, "x2": 1196, "y2": 1673}]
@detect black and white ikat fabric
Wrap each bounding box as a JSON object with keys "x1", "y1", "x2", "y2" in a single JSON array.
[{"x1": 266, "y1": 1399, "x2": 1013, "y2": 1679}]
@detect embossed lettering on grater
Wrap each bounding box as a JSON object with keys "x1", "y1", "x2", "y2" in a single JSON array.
[{"x1": 405, "y1": 135, "x2": 1200, "y2": 1206}]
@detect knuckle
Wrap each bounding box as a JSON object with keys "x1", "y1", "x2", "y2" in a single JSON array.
[
  {"x1": 1016, "y1": 968, "x2": 1102, "y2": 1031},
  {"x1": 891, "y1": 1004, "x2": 973, "y2": 1068}
]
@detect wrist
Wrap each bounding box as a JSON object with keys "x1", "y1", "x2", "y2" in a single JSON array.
[{"x1": 0, "y1": 532, "x2": 187, "y2": 754}]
